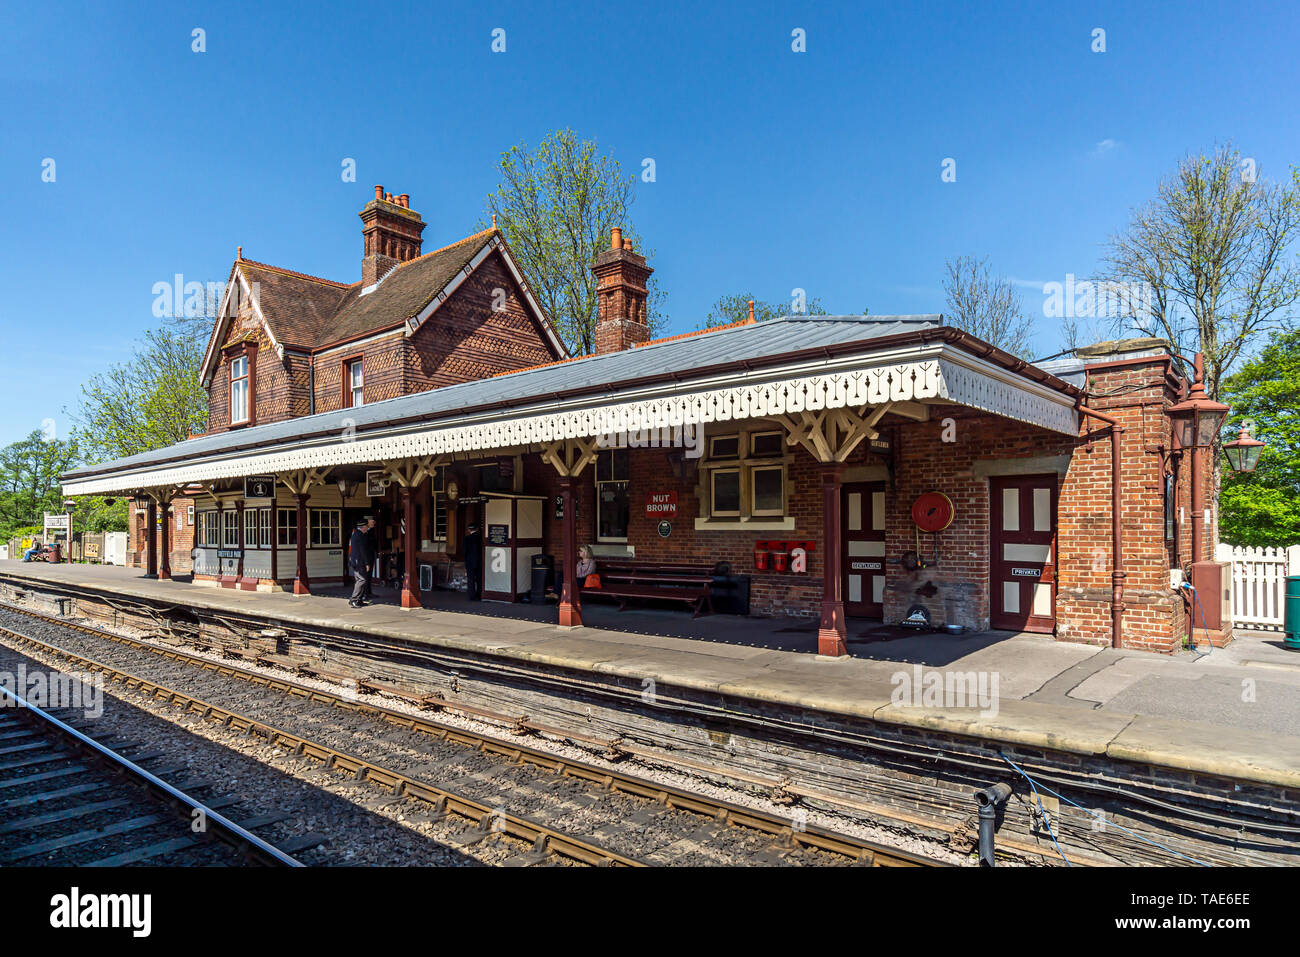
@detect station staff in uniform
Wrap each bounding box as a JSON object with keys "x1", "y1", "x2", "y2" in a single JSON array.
[{"x1": 348, "y1": 516, "x2": 376, "y2": 608}]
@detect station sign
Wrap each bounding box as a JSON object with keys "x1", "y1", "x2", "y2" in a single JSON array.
[
  {"x1": 244, "y1": 475, "x2": 276, "y2": 501},
  {"x1": 645, "y1": 491, "x2": 677, "y2": 518}
]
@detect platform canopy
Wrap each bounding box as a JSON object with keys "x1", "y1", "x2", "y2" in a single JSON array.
[{"x1": 62, "y1": 316, "x2": 1082, "y2": 497}]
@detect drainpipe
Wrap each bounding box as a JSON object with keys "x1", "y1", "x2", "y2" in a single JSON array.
[
  {"x1": 973, "y1": 782, "x2": 1012, "y2": 866},
  {"x1": 1078, "y1": 403, "x2": 1125, "y2": 649}
]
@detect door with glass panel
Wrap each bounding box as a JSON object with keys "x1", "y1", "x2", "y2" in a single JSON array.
[
  {"x1": 843, "y1": 482, "x2": 887, "y2": 618},
  {"x1": 990, "y1": 474, "x2": 1057, "y2": 633}
]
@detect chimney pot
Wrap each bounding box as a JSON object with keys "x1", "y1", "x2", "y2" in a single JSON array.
[
  {"x1": 374, "y1": 185, "x2": 384, "y2": 201},
  {"x1": 399, "y1": 193, "x2": 409, "y2": 208},
  {"x1": 610, "y1": 227, "x2": 622, "y2": 250},
  {"x1": 747, "y1": 300, "x2": 755, "y2": 324},
  {"x1": 385, "y1": 192, "x2": 393, "y2": 202},
  {"x1": 623, "y1": 239, "x2": 633, "y2": 251}
]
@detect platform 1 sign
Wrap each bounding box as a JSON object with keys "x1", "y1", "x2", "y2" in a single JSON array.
[{"x1": 244, "y1": 475, "x2": 276, "y2": 501}]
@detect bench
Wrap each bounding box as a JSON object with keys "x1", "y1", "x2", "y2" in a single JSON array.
[{"x1": 579, "y1": 560, "x2": 720, "y2": 618}]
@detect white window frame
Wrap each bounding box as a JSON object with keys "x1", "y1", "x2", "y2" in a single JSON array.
[
  {"x1": 348, "y1": 359, "x2": 364, "y2": 408},
  {"x1": 259, "y1": 508, "x2": 272, "y2": 548},
  {"x1": 244, "y1": 507, "x2": 259, "y2": 549},
  {"x1": 221, "y1": 510, "x2": 238, "y2": 548},
  {"x1": 698, "y1": 424, "x2": 791, "y2": 527},
  {"x1": 229, "y1": 355, "x2": 249, "y2": 424},
  {"x1": 199, "y1": 511, "x2": 219, "y2": 547}
]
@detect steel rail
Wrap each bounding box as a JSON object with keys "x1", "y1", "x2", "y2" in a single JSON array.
[
  {"x1": 0, "y1": 672, "x2": 302, "y2": 867},
  {"x1": 0, "y1": 603, "x2": 940, "y2": 867},
  {"x1": 0, "y1": 621, "x2": 646, "y2": 867}
]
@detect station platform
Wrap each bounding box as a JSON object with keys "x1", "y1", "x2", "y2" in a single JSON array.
[{"x1": 3, "y1": 560, "x2": 1299, "y2": 795}]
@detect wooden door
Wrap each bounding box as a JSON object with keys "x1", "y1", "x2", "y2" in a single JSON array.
[
  {"x1": 990, "y1": 475, "x2": 1057, "y2": 633},
  {"x1": 843, "y1": 482, "x2": 887, "y2": 618}
]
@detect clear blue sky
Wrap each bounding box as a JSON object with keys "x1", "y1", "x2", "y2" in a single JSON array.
[{"x1": 2, "y1": 0, "x2": 1297, "y2": 449}]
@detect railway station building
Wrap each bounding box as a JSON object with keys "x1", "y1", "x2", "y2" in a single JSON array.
[{"x1": 64, "y1": 188, "x2": 1230, "y2": 657}]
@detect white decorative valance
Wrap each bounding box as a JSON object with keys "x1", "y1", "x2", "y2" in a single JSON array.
[{"x1": 63, "y1": 345, "x2": 1078, "y2": 496}]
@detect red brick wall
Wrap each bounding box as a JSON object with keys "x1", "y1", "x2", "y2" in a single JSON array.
[{"x1": 126, "y1": 497, "x2": 196, "y2": 572}]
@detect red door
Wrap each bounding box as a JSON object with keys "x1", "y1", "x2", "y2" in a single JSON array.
[
  {"x1": 990, "y1": 475, "x2": 1057, "y2": 633},
  {"x1": 843, "y1": 482, "x2": 887, "y2": 618}
]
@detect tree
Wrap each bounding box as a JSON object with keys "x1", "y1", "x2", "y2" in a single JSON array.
[
  {"x1": 0, "y1": 431, "x2": 79, "y2": 542},
  {"x1": 941, "y1": 255, "x2": 1035, "y2": 357},
  {"x1": 702, "y1": 293, "x2": 828, "y2": 329},
  {"x1": 71, "y1": 323, "x2": 207, "y2": 463},
  {"x1": 1103, "y1": 144, "x2": 1300, "y2": 399},
  {"x1": 483, "y1": 129, "x2": 665, "y2": 355},
  {"x1": 1218, "y1": 329, "x2": 1300, "y2": 546}
]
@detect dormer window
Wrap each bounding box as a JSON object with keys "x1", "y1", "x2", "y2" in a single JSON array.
[
  {"x1": 229, "y1": 355, "x2": 249, "y2": 424},
  {"x1": 345, "y1": 358, "x2": 364, "y2": 408}
]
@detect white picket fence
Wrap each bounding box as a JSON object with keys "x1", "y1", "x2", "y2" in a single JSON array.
[{"x1": 1215, "y1": 544, "x2": 1300, "y2": 630}]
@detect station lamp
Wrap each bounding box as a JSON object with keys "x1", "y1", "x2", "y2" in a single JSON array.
[
  {"x1": 1168, "y1": 355, "x2": 1229, "y2": 451},
  {"x1": 1223, "y1": 423, "x2": 1266, "y2": 474}
]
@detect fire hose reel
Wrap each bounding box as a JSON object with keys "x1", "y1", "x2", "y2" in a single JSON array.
[{"x1": 900, "y1": 492, "x2": 954, "y2": 570}]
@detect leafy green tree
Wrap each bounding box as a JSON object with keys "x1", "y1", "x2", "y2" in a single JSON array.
[
  {"x1": 702, "y1": 293, "x2": 828, "y2": 329},
  {"x1": 1218, "y1": 329, "x2": 1300, "y2": 546},
  {"x1": 1104, "y1": 144, "x2": 1300, "y2": 399},
  {"x1": 0, "y1": 431, "x2": 80, "y2": 542},
  {"x1": 483, "y1": 129, "x2": 665, "y2": 354},
  {"x1": 72, "y1": 324, "x2": 207, "y2": 463}
]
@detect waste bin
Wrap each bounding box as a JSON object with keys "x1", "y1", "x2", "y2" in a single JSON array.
[
  {"x1": 530, "y1": 554, "x2": 554, "y2": 604},
  {"x1": 1286, "y1": 575, "x2": 1300, "y2": 650}
]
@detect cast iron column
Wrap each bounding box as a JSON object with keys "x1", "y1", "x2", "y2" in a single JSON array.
[
  {"x1": 235, "y1": 499, "x2": 245, "y2": 585},
  {"x1": 145, "y1": 499, "x2": 158, "y2": 579},
  {"x1": 294, "y1": 493, "x2": 310, "y2": 595},
  {"x1": 159, "y1": 498, "x2": 172, "y2": 580},
  {"x1": 401, "y1": 485, "x2": 421, "y2": 609},
  {"x1": 558, "y1": 475, "x2": 582, "y2": 627},
  {"x1": 818, "y1": 464, "x2": 848, "y2": 657}
]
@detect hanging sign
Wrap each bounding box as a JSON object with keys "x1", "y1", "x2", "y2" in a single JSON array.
[
  {"x1": 245, "y1": 475, "x2": 275, "y2": 501},
  {"x1": 366, "y1": 470, "x2": 388, "y2": 497},
  {"x1": 645, "y1": 491, "x2": 678, "y2": 518}
]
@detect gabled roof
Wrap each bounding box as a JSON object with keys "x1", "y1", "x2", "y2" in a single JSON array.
[{"x1": 199, "y1": 228, "x2": 566, "y2": 381}]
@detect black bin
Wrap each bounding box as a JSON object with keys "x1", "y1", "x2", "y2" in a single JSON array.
[{"x1": 530, "y1": 554, "x2": 555, "y2": 603}]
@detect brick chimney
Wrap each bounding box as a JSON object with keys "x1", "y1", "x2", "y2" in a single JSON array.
[
  {"x1": 360, "y1": 185, "x2": 426, "y2": 286},
  {"x1": 592, "y1": 227, "x2": 653, "y2": 354}
]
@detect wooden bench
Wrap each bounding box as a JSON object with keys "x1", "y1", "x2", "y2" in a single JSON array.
[{"x1": 579, "y1": 561, "x2": 718, "y2": 618}]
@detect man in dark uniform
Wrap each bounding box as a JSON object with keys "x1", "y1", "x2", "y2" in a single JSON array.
[
  {"x1": 463, "y1": 523, "x2": 483, "y2": 601},
  {"x1": 348, "y1": 516, "x2": 376, "y2": 608}
]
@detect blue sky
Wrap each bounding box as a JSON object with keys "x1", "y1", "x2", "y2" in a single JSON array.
[{"x1": 1, "y1": 0, "x2": 1297, "y2": 449}]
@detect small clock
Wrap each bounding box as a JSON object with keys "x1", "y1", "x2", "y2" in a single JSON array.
[{"x1": 446, "y1": 480, "x2": 459, "y2": 502}]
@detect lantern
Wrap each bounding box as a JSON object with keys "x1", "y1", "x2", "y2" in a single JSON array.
[
  {"x1": 1223, "y1": 424, "x2": 1265, "y2": 473},
  {"x1": 1168, "y1": 354, "x2": 1228, "y2": 450}
]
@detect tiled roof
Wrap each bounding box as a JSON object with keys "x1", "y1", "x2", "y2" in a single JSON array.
[{"x1": 234, "y1": 229, "x2": 498, "y2": 351}]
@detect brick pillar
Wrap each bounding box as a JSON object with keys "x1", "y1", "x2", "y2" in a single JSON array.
[
  {"x1": 294, "y1": 493, "x2": 311, "y2": 595},
  {"x1": 558, "y1": 475, "x2": 582, "y2": 627},
  {"x1": 159, "y1": 500, "x2": 172, "y2": 580},
  {"x1": 818, "y1": 464, "x2": 848, "y2": 657},
  {"x1": 401, "y1": 486, "x2": 421, "y2": 609},
  {"x1": 145, "y1": 500, "x2": 158, "y2": 578}
]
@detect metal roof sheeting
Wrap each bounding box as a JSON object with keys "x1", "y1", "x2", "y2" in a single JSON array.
[{"x1": 67, "y1": 314, "x2": 946, "y2": 481}]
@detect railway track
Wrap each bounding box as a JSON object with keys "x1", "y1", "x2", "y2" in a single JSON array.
[
  {"x1": 0, "y1": 601, "x2": 944, "y2": 867},
  {"x1": 0, "y1": 666, "x2": 302, "y2": 867}
]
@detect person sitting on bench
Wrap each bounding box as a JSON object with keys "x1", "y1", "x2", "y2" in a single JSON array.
[
  {"x1": 577, "y1": 545, "x2": 600, "y2": 589},
  {"x1": 22, "y1": 540, "x2": 42, "y2": 562}
]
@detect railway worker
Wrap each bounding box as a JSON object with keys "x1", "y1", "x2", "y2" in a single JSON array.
[
  {"x1": 348, "y1": 517, "x2": 376, "y2": 608},
  {"x1": 464, "y1": 523, "x2": 483, "y2": 601}
]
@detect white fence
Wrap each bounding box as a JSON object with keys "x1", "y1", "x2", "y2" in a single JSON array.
[{"x1": 1216, "y1": 544, "x2": 1300, "y2": 630}]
